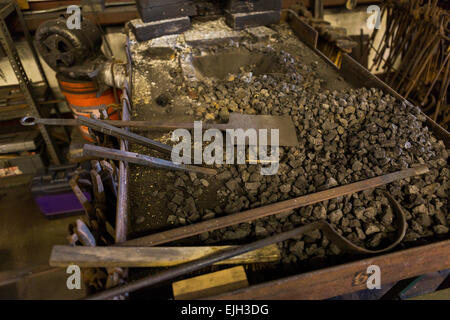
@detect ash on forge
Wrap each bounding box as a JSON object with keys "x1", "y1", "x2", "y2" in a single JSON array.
[{"x1": 128, "y1": 21, "x2": 449, "y2": 266}]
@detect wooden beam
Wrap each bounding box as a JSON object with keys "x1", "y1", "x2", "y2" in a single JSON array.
[{"x1": 49, "y1": 244, "x2": 281, "y2": 268}]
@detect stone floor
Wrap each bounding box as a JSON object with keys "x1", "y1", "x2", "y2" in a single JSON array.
[{"x1": 0, "y1": 181, "x2": 85, "y2": 299}]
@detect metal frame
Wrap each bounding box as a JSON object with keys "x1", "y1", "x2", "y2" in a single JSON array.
[{"x1": 0, "y1": 0, "x2": 61, "y2": 164}]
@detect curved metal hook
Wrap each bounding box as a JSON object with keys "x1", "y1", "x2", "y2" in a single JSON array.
[{"x1": 318, "y1": 191, "x2": 407, "y2": 254}]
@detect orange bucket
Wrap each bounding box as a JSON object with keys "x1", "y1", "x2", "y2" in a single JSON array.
[{"x1": 57, "y1": 74, "x2": 121, "y2": 141}]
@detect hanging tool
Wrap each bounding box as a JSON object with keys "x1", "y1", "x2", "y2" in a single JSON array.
[{"x1": 368, "y1": 0, "x2": 449, "y2": 128}]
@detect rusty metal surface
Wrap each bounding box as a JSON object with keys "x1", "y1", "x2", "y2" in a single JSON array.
[
  {"x1": 285, "y1": 10, "x2": 318, "y2": 48},
  {"x1": 208, "y1": 113, "x2": 299, "y2": 147},
  {"x1": 210, "y1": 239, "x2": 450, "y2": 300},
  {"x1": 116, "y1": 90, "x2": 130, "y2": 244},
  {"x1": 121, "y1": 166, "x2": 428, "y2": 247},
  {"x1": 21, "y1": 116, "x2": 174, "y2": 154},
  {"x1": 115, "y1": 40, "x2": 134, "y2": 245},
  {"x1": 110, "y1": 82, "x2": 131, "y2": 298},
  {"x1": 116, "y1": 148, "x2": 129, "y2": 242},
  {"x1": 78, "y1": 115, "x2": 174, "y2": 154},
  {"x1": 281, "y1": 0, "x2": 381, "y2": 9}
]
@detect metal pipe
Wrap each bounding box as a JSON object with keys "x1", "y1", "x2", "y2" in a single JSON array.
[{"x1": 98, "y1": 60, "x2": 127, "y2": 89}]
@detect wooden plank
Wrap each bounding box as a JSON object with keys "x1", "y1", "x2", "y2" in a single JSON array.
[
  {"x1": 208, "y1": 240, "x2": 450, "y2": 300},
  {"x1": 173, "y1": 266, "x2": 248, "y2": 300},
  {"x1": 49, "y1": 244, "x2": 281, "y2": 268}
]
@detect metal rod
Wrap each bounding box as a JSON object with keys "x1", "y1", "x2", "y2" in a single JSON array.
[
  {"x1": 116, "y1": 90, "x2": 130, "y2": 244},
  {"x1": 21, "y1": 115, "x2": 173, "y2": 154},
  {"x1": 77, "y1": 115, "x2": 173, "y2": 155},
  {"x1": 83, "y1": 144, "x2": 217, "y2": 176},
  {"x1": 120, "y1": 165, "x2": 429, "y2": 247},
  {"x1": 20, "y1": 116, "x2": 198, "y2": 129},
  {"x1": 20, "y1": 116, "x2": 287, "y2": 131}
]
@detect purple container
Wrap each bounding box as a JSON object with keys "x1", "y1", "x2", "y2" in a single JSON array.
[
  {"x1": 31, "y1": 164, "x2": 91, "y2": 219},
  {"x1": 34, "y1": 191, "x2": 91, "y2": 218}
]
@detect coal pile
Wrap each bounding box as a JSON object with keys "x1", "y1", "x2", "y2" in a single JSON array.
[{"x1": 129, "y1": 25, "x2": 449, "y2": 264}]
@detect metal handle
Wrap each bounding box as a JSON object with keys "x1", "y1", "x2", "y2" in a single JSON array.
[{"x1": 20, "y1": 116, "x2": 37, "y2": 126}]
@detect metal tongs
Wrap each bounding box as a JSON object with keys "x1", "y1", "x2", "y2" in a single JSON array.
[{"x1": 21, "y1": 115, "x2": 216, "y2": 175}]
